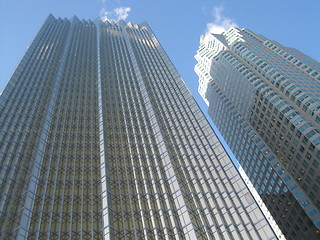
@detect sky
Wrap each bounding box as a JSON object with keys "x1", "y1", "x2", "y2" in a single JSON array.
[{"x1": 1, "y1": 0, "x2": 320, "y2": 162}]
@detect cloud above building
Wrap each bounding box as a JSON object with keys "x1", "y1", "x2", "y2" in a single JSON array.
[
  {"x1": 206, "y1": 5, "x2": 238, "y2": 35},
  {"x1": 100, "y1": 7, "x2": 131, "y2": 22}
]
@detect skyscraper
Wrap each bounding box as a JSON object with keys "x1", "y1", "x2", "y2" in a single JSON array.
[
  {"x1": 0, "y1": 15, "x2": 279, "y2": 239},
  {"x1": 195, "y1": 27, "x2": 320, "y2": 239}
]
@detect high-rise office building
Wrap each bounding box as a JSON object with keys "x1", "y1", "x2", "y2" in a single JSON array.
[
  {"x1": 0, "y1": 15, "x2": 279, "y2": 239},
  {"x1": 195, "y1": 27, "x2": 320, "y2": 239}
]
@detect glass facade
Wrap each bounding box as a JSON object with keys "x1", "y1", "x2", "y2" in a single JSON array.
[
  {"x1": 0, "y1": 15, "x2": 278, "y2": 239},
  {"x1": 195, "y1": 27, "x2": 320, "y2": 240}
]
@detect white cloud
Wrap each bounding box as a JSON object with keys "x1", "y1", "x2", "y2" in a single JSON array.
[
  {"x1": 114, "y1": 7, "x2": 131, "y2": 20},
  {"x1": 100, "y1": 6, "x2": 131, "y2": 22},
  {"x1": 205, "y1": 5, "x2": 238, "y2": 35}
]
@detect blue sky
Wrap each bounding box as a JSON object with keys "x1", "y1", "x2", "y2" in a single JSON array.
[
  {"x1": 1, "y1": 0, "x2": 319, "y2": 162},
  {"x1": 1, "y1": 0, "x2": 320, "y2": 93}
]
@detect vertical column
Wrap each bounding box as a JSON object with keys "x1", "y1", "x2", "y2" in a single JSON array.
[
  {"x1": 17, "y1": 16, "x2": 79, "y2": 239},
  {"x1": 122, "y1": 23, "x2": 196, "y2": 239},
  {"x1": 95, "y1": 19, "x2": 112, "y2": 239}
]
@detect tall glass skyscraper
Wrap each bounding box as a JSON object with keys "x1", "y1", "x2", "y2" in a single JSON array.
[
  {"x1": 195, "y1": 27, "x2": 320, "y2": 240},
  {"x1": 0, "y1": 15, "x2": 279, "y2": 239}
]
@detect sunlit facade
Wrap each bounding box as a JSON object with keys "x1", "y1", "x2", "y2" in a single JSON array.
[
  {"x1": 195, "y1": 27, "x2": 320, "y2": 239},
  {"x1": 0, "y1": 16, "x2": 279, "y2": 239}
]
